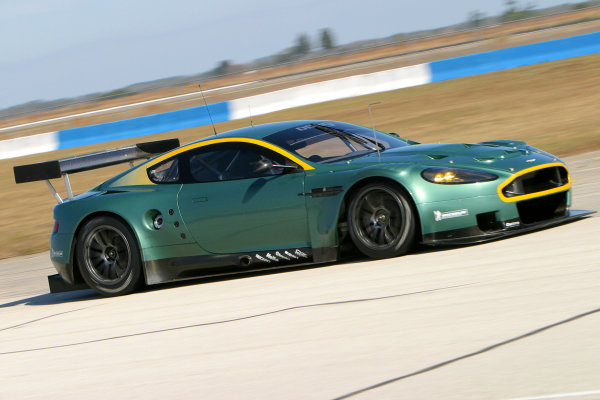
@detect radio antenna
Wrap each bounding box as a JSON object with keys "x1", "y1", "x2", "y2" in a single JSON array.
[
  {"x1": 248, "y1": 105, "x2": 254, "y2": 127},
  {"x1": 198, "y1": 84, "x2": 217, "y2": 135},
  {"x1": 368, "y1": 102, "x2": 381, "y2": 162}
]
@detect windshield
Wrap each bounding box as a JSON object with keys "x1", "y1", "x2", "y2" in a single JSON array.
[{"x1": 264, "y1": 121, "x2": 411, "y2": 163}]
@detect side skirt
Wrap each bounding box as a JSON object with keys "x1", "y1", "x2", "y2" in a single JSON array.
[{"x1": 143, "y1": 247, "x2": 338, "y2": 285}]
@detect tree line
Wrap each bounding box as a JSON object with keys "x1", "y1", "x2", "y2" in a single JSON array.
[{"x1": 212, "y1": 28, "x2": 335, "y2": 76}]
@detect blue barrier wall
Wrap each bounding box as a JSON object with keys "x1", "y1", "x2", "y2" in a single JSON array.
[
  {"x1": 56, "y1": 102, "x2": 230, "y2": 149},
  {"x1": 430, "y1": 31, "x2": 600, "y2": 82}
]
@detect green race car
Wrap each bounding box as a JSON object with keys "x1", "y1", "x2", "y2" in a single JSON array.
[{"x1": 14, "y1": 120, "x2": 592, "y2": 296}]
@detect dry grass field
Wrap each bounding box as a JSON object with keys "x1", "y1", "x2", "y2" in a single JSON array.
[{"x1": 2, "y1": 52, "x2": 599, "y2": 259}]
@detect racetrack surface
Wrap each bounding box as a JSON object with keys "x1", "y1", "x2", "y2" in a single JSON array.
[{"x1": 0, "y1": 152, "x2": 598, "y2": 400}]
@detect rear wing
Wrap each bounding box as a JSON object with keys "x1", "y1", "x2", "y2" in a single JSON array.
[{"x1": 13, "y1": 138, "x2": 179, "y2": 204}]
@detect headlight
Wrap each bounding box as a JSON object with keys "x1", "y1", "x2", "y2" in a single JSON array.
[{"x1": 421, "y1": 167, "x2": 498, "y2": 184}]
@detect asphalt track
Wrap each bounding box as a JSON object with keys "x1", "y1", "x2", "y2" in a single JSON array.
[{"x1": 0, "y1": 151, "x2": 598, "y2": 400}]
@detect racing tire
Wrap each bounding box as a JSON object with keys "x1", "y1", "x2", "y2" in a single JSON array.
[
  {"x1": 347, "y1": 183, "x2": 416, "y2": 259},
  {"x1": 76, "y1": 216, "x2": 143, "y2": 296}
]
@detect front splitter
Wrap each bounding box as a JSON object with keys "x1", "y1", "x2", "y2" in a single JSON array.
[{"x1": 422, "y1": 209, "x2": 596, "y2": 246}]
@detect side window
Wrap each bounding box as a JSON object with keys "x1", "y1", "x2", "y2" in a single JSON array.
[
  {"x1": 186, "y1": 142, "x2": 297, "y2": 183},
  {"x1": 189, "y1": 148, "x2": 235, "y2": 182},
  {"x1": 148, "y1": 158, "x2": 180, "y2": 184}
]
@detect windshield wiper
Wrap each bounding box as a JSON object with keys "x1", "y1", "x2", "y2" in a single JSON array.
[
  {"x1": 314, "y1": 125, "x2": 382, "y2": 152},
  {"x1": 358, "y1": 134, "x2": 386, "y2": 151},
  {"x1": 339, "y1": 129, "x2": 386, "y2": 151}
]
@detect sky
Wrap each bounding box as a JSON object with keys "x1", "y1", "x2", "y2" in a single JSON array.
[{"x1": 0, "y1": 0, "x2": 584, "y2": 110}]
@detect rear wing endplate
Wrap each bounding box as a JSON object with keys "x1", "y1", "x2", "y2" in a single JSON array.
[{"x1": 13, "y1": 138, "x2": 179, "y2": 203}]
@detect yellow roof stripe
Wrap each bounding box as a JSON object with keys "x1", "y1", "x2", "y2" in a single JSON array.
[
  {"x1": 148, "y1": 137, "x2": 314, "y2": 171},
  {"x1": 497, "y1": 162, "x2": 571, "y2": 203},
  {"x1": 110, "y1": 137, "x2": 314, "y2": 187}
]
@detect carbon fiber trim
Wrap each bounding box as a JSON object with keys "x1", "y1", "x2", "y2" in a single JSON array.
[
  {"x1": 143, "y1": 247, "x2": 317, "y2": 285},
  {"x1": 422, "y1": 209, "x2": 595, "y2": 246},
  {"x1": 14, "y1": 138, "x2": 179, "y2": 184}
]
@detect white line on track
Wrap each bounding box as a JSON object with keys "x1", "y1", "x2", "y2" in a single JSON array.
[
  {"x1": 0, "y1": 81, "x2": 257, "y2": 133},
  {"x1": 502, "y1": 389, "x2": 600, "y2": 400}
]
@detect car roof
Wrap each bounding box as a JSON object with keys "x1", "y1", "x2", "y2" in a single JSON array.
[{"x1": 193, "y1": 120, "x2": 320, "y2": 142}]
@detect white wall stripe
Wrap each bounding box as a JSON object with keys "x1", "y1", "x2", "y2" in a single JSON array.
[
  {"x1": 229, "y1": 64, "x2": 431, "y2": 120},
  {"x1": 0, "y1": 132, "x2": 58, "y2": 160}
]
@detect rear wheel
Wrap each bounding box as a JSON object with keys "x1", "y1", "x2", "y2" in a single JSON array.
[
  {"x1": 347, "y1": 183, "x2": 416, "y2": 259},
  {"x1": 76, "y1": 216, "x2": 142, "y2": 296}
]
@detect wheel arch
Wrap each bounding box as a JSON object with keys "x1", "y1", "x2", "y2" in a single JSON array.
[
  {"x1": 339, "y1": 176, "x2": 422, "y2": 239},
  {"x1": 70, "y1": 211, "x2": 145, "y2": 285}
]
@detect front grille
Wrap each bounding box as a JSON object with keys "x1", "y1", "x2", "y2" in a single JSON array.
[
  {"x1": 517, "y1": 191, "x2": 568, "y2": 224},
  {"x1": 502, "y1": 166, "x2": 568, "y2": 198}
]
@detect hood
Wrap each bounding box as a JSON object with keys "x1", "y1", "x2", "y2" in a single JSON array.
[{"x1": 351, "y1": 142, "x2": 562, "y2": 173}]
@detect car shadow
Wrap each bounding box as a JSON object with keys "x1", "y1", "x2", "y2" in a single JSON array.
[
  {"x1": 143, "y1": 262, "x2": 337, "y2": 293},
  {"x1": 0, "y1": 289, "x2": 99, "y2": 308},
  {"x1": 0, "y1": 264, "x2": 333, "y2": 308}
]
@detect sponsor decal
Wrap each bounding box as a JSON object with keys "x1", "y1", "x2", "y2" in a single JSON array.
[
  {"x1": 433, "y1": 209, "x2": 469, "y2": 222},
  {"x1": 505, "y1": 221, "x2": 521, "y2": 228},
  {"x1": 295, "y1": 249, "x2": 308, "y2": 258},
  {"x1": 253, "y1": 249, "x2": 309, "y2": 263},
  {"x1": 255, "y1": 254, "x2": 270, "y2": 263},
  {"x1": 285, "y1": 251, "x2": 298, "y2": 259},
  {"x1": 266, "y1": 253, "x2": 278, "y2": 261}
]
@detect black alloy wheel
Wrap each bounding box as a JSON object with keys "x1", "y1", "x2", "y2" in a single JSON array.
[
  {"x1": 347, "y1": 183, "x2": 416, "y2": 259},
  {"x1": 76, "y1": 216, "x2": 142, "y2": 296}
]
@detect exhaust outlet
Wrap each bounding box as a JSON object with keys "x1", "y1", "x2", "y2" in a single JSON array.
[{"x1": 239, "y1": 256, "x2": 252, "y2": 267}]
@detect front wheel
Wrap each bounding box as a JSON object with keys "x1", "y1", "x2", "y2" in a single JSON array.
[
  {"x1": 347, "y1": 183, "x2": 416, "y2": 259},
  {"x1": 76, "y1": 216, "x2": 142, "y2": 296}
]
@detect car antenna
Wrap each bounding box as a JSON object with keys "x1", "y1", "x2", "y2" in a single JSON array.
[
  {"x1": 249, "y1": 105, "x2": 254, "y2": 127},
  {"x1": 368, "y1": 102, "x2": 381, "y2": 162},
  {"x1": 198, "y1": 84, "x2": 217, "y2": 135}
]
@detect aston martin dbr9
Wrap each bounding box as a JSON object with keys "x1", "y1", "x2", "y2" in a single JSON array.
[{"x1": 14, "y1": 120, "x2": 592, "y2": 296}]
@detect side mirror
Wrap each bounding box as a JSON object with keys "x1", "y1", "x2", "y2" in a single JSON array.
[
  {"x1": 253, "y1": 159, "x2": 273, "y2": 174},
  {"x1": 253, "y1": 160, "x2": 300, "y2": 174}
]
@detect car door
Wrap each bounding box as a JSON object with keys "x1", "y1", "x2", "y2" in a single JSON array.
[{"x1": 177, "y1": 141, "x2": 310, "y2": 254}]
